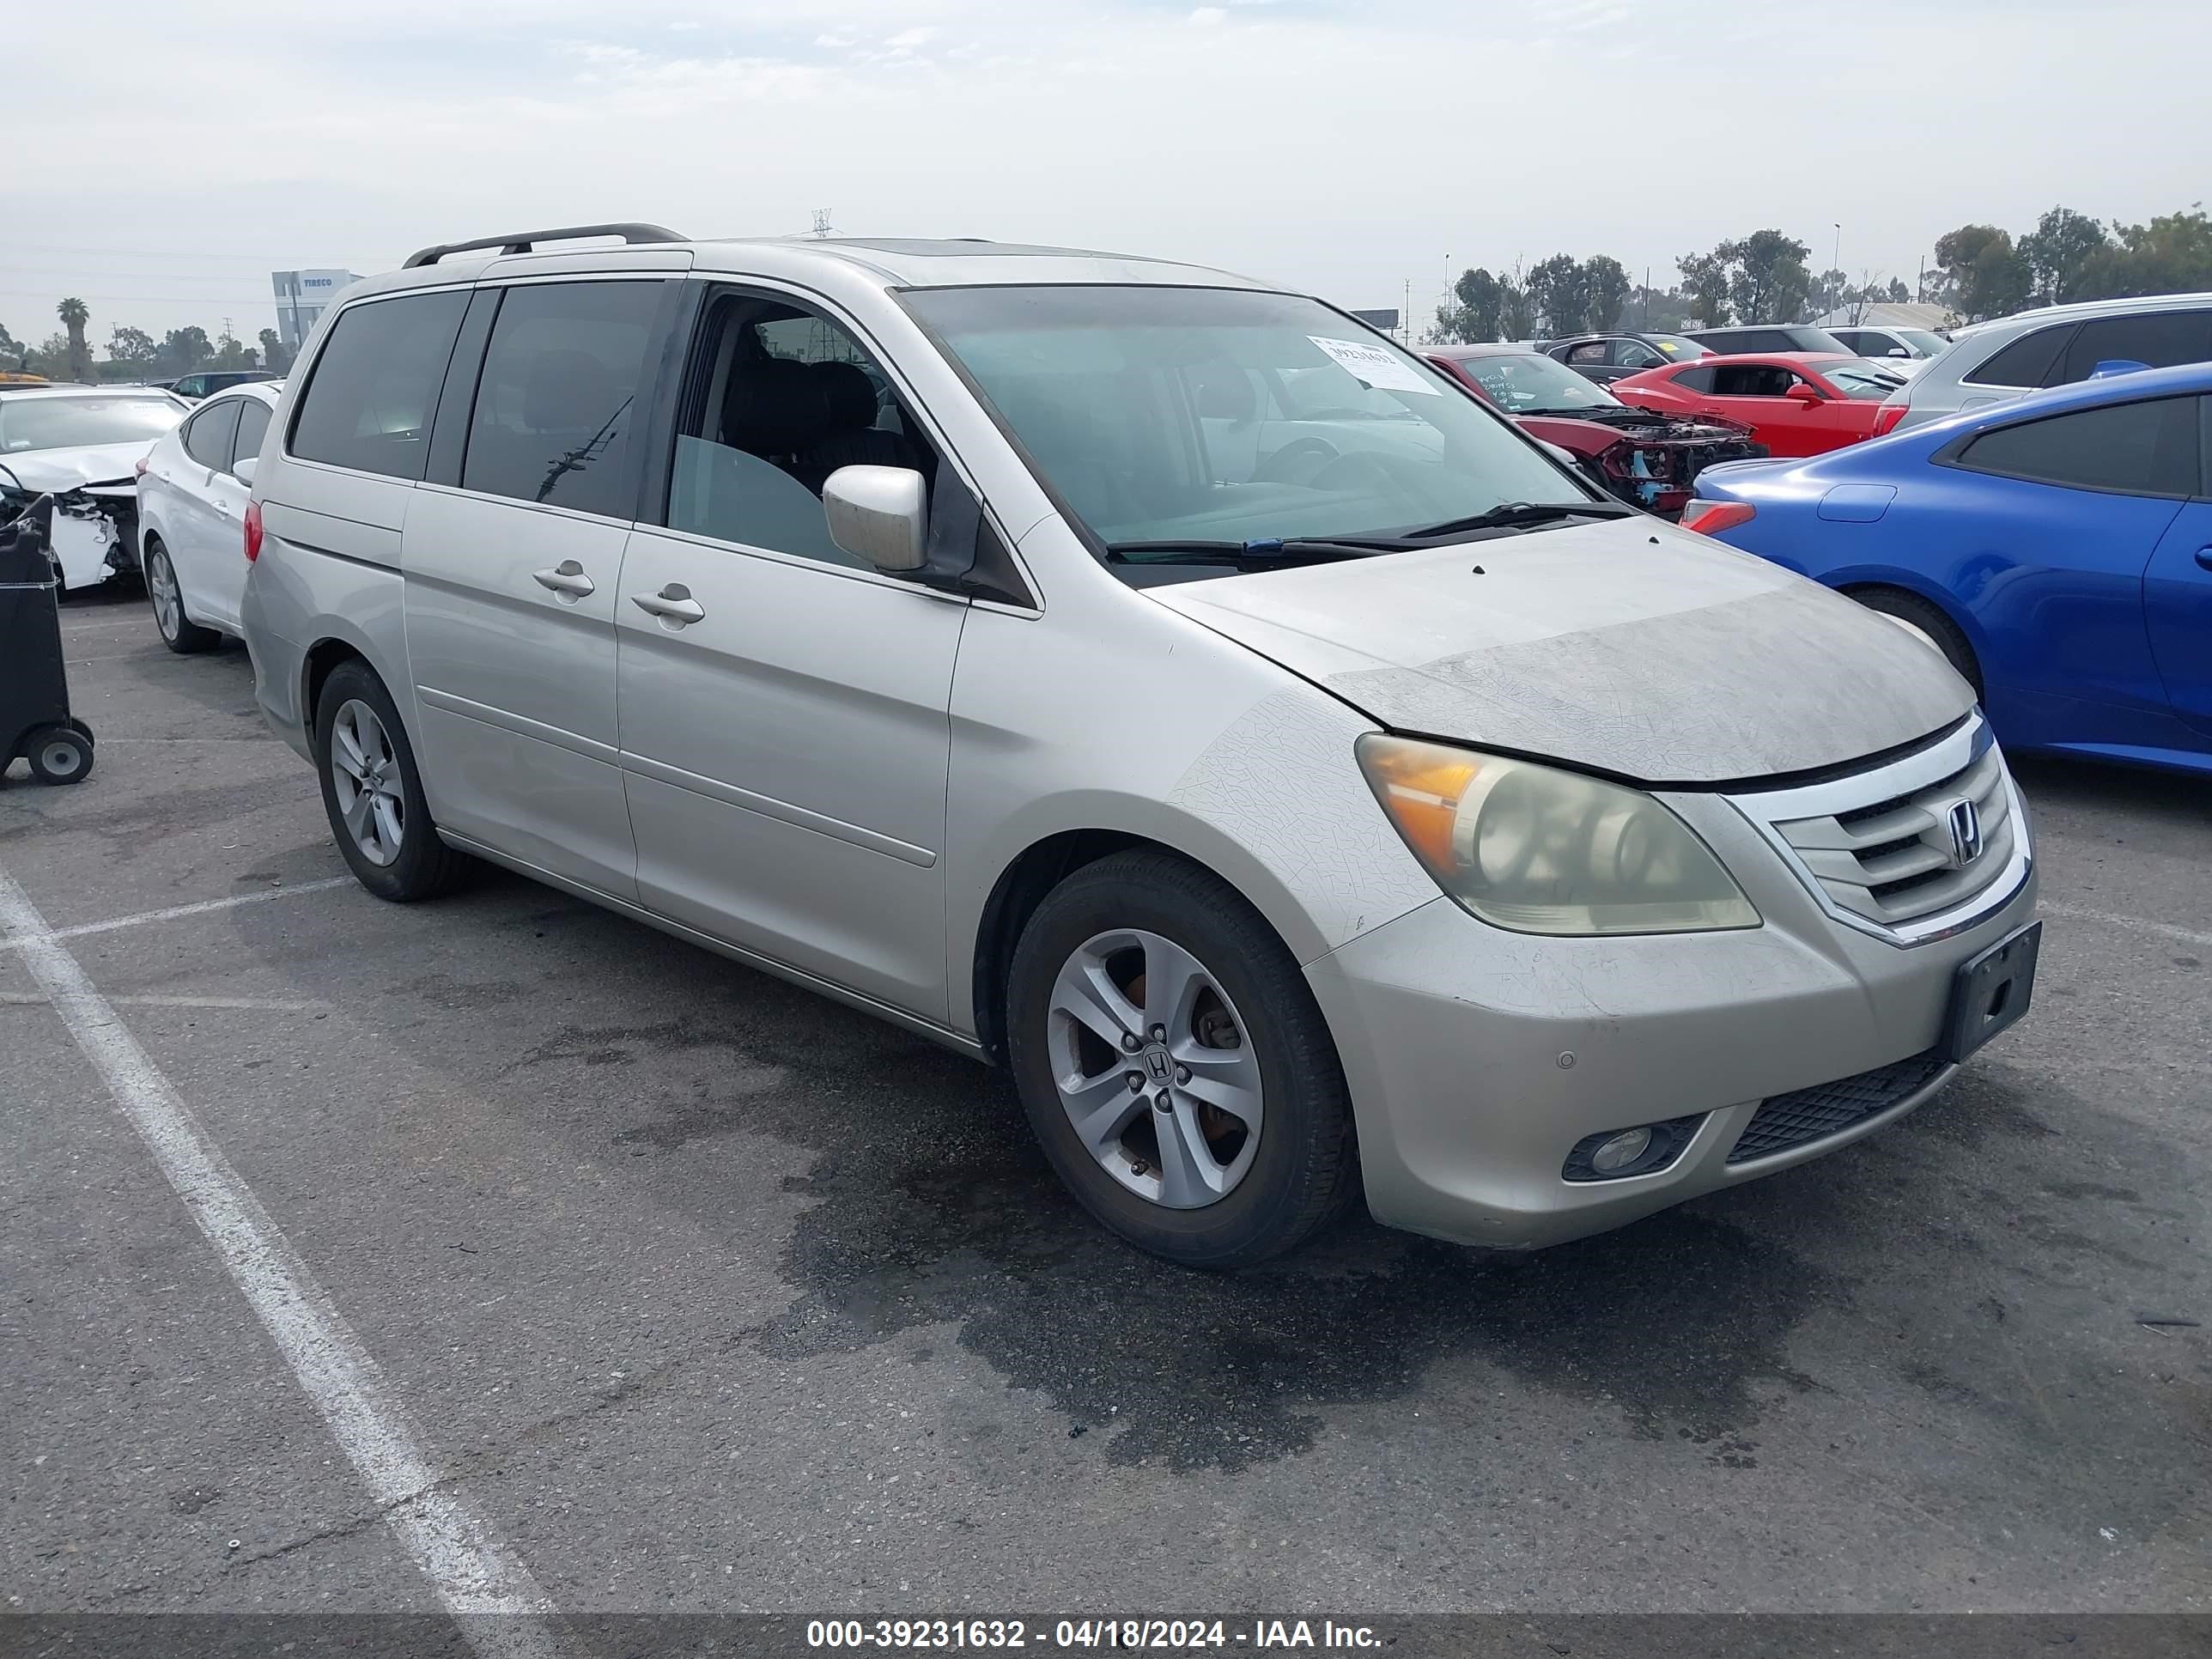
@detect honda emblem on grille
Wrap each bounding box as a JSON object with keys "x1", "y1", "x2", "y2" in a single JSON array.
[{"x1": 1947, "y1": 799, "x2": 1984, "y2": 866}]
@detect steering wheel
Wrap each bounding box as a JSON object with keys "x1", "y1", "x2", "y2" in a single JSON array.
[
  {"x1": 1310, "y1": 450, "x2": 1400, "y2": 493},
  {"x1": 1255, "y1": 436, "x2": 1340, "y2": 486}
]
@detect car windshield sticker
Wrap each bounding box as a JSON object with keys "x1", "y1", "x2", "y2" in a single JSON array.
[{"x1": 1307, "y1": 336, "x2": 1441, "y2": 394}]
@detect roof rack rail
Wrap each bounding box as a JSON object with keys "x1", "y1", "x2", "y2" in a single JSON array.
[{"x1": 401, "y1": 223, "x2": 685, "y2": 269}]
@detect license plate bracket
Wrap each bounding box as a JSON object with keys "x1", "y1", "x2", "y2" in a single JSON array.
[{"x1": 1939, "y1": 920, "x2": 2041, "y2": 1064}]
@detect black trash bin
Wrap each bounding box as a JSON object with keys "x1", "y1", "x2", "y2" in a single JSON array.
[{"x1": 1, "y1": 495, "x2": 95, "y2": 785}]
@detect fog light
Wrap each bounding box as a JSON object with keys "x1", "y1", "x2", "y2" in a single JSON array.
[
  {"x1": 1561, "y1": 1114, "x2": 1705, "y2": 1182},
  {"x1": 1590, "y1": 1127, "x2": 1651, "y2": 1174}
]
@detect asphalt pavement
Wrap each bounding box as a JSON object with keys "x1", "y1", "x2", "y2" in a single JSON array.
[{"x1": 4, "y1": 582, "x2": 2208, "y2": 1634}]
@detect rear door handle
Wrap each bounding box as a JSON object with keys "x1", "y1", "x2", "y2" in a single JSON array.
[
  {"x1": 532, "y1": 560, "x2": 596, "y2": 599},
  {"x1": 630, "y1": 584, "x2": 704, "y2": 625}
]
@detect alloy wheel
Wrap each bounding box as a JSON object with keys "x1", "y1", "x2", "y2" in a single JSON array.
[
  {"x1": 147, "y1": 549, "x2": 180, "y2": 641},
  {"x1": 328, "y1": 700, "x2": 405, "y2": 867},
  {"x1": 1045, "y1": 927, "x2": 1264, "y2": 1209}
]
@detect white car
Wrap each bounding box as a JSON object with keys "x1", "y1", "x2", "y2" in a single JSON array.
[
  {"x1": 0, "y1": 386, "x2": 188, "y2": 588},
  {"x1": 135, "y1": 380, "x2": 280, "y2": 650},
  {"x1": 1830, "y1": 325, "x2": 1951, "y2": 374}
]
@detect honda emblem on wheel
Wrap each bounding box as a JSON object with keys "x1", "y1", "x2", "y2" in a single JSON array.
[{"x1": 1948, "y1": 799, "x2": 1984, "y2": 866}]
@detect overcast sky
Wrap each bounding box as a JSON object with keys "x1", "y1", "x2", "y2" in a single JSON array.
[{"x1": 4, "y1": 0, "x2": 2207, "y2": 345}]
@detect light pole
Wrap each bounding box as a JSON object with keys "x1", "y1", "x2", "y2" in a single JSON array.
[{"x1": 1831, "y1": 223, "x2": 1843, "y2": 322}]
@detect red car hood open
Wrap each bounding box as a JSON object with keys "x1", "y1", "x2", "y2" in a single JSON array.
[{"x1": 1518, "y1": 409, "x2": 1757, "y2": 456}]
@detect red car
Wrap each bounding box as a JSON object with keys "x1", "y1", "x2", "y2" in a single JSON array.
[
  {"x1": 1425, "y1": 344, "x2": 1765, "y2": 517},
  {"x1": 1607, "y1": 351, "x2": 1909, "y2": 458}
]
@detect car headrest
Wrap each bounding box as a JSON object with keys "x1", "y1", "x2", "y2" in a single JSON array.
[
  {"x1": 522, "y1": 349, "x2": 618, "y2": 432},
  {"x1": 811, "y1": 361, "x2": 879, "y2": 432},
  {"x1": 723, "y1": 357, "x2": 831, "y2": 455}
]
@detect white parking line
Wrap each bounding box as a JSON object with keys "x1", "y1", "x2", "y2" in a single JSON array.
[
  {"x1": 0, "y1": 866, "x2": 560, "y2": 1659},
  {"x1": 0, "y1": 993, "x2": 331, "y2": 1012},
  {"x1": 0, "y1": 878, "x2": 355, "y2": 953},
  {"x1": 2042, "y1": 902, "x2": 2212, "y2": 951}
]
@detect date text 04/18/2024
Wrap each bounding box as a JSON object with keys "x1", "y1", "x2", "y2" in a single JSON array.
[{"x1": 805, "y1": 1620, "x2": 1382, "y2": 1650}]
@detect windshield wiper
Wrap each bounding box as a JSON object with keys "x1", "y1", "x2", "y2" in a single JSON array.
[
  {"x1": 1400, "y1": 501, "x2": 1632, "y2": 540},
  {"x1": 1103, "y1": 538, "x2": 1397, "y2": 567}
]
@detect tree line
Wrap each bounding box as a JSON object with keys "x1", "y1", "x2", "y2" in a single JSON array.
[
  {"x1": 0, "y1": 297, "x2": 295, "y2": 384},
  {"x1": 1433, "y1": 203, "x2": 2212, "y2": 343}
]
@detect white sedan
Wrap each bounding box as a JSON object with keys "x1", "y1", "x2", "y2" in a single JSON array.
[
  {"x1": 134, "y1": 380, "x2": 281, "y2": 651},
  {"x1": 0, "y1": 386, "x2": 188, "y2": 588}
]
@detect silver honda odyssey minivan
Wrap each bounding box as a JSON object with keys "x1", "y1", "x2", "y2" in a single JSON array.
[{"x1": 239, "y1": 226, "x2": 2041, "y2": 1267}]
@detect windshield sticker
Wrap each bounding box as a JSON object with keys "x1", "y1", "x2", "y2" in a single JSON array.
[{"x1": 1307, "y1": 336, "x2": 1441, "y2": 395}]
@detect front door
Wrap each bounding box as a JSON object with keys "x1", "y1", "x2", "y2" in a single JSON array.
[
  {"x1": 2146, "y1": 495, "x2": 2212, "y2": 737},
  {"x1": 401, "y1": 276, "x2": 672, "y2": 900},
  {"x1": 616, "y1": 287, "x2": 967, "y2": 1019}
]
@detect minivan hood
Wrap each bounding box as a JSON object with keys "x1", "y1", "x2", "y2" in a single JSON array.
[{"x1": 1146, "y1": 516, "x2": 1973, "y2": 784}]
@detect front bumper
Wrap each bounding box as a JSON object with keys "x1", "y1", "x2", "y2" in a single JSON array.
[{"x1": 1307, "y1": 779, "x2": 2039, "y2": 1249}]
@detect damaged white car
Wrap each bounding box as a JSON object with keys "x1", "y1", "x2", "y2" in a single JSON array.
[{"x1": 0, "y1": 386, "x2": 188, "y2": 589}]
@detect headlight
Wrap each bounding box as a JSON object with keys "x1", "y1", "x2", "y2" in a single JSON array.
[{"x1": 1355, "y1": 734, "x2": 1759, "y2": 937}]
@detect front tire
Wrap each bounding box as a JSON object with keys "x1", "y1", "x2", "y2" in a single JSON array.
[
  {"x1": 313, "y1": 660, "x2": 473, "y2": 901},
  {"x1": 1006, "y1": 849, "x2": 1358, "y2": 1268},
  {"x1": 144, "y1": 538, "x2": 220, "y2": 653}
]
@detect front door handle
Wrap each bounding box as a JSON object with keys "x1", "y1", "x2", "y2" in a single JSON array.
[
  {"x1": 630, "y1": 583, "x2": 704, "y2": 625},
  {"x1": 2195, "y1": 547, "x2": 2212, "y2": 573},
  {"x1": 532, "y1": 560, "x2": 596, "y2": 599}
]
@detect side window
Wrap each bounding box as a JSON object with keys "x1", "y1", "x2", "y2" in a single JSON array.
[
  {"x1": 232, "y1": 401, "x2": 271, "y2": 471},
  {"x1": 1711, "y1": 364, "x2": 1792, "y2": 398},
  {"x1": 667, "y1": 295, "x2": 935, "y2": 568},
  {"x1": 2057, "y1": 310, "x2": 2212, "y2": 386},
  {"x1": 1833, "y1": 331, "x2": 1869, "y2": 355},
  {"x1": 182, "y1": 400, "x2": 240, "y2": 471},
  {"x1": 1615, "y1": 341, "x2": 1663, "y2": 370},
  {"x1": 289, "y1": 291, "x2": 469, "y2": 480},
  {"x1": 1956, "y1": 397, "x2": 2200, "y2": 496},
  {"x1": 1962, "y1": 324, "x2": 2073, "y2": 388},
  {"x1": 1567, "y1": 343, "x2": 1607, "y2": 365},
  {"x1": 460, "y1": 281, "x2": 663, "y2": 518},
  {"x1": 1671, "y1": 365, "x2": 1717, "y2": 393}
]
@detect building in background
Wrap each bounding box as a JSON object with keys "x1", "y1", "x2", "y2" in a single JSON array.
[{"x1": 271, "y1": 270, "x2": 364, "y2": 350}]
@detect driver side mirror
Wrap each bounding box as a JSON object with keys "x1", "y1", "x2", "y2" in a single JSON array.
[
  {"x1": 1788, "y1": 381, "x2": 1827, "y2": 404},
  {"x1": 823, "y1": 465, "x2": 928, "y2": 573}
]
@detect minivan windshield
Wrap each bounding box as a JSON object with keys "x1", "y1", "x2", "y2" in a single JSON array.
[{"x1": 902, "y1": 286, "x2": 1589, "y2": 554}]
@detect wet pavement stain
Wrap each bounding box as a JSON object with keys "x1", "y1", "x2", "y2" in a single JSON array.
[{"x1": 744, "y1": 1071, "x2": 1849, "y2": 1473}]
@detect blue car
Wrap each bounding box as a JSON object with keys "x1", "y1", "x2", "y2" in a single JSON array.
[{"x1": 1684, "y1": 362, "x2": 2211, "y2": 777}]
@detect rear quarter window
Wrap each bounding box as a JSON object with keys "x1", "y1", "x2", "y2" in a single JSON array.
[
  {"x1": 1961, "y1": 324, "x2": 2074, "y2": 389},
  {"x1": 288, "y1": 291, "x2": 470, "y2": 481},
  {"x1": 1953, "y1": 396, "x2": 2201, "y2": 497}
]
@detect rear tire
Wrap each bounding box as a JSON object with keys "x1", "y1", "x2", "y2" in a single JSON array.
[
  {"x1": 313, "y1": 660, "x2": 474, "y2": 901},
  {"x1": 144, "y1": 538, "x2": 220, "y2": 654},
  {"x1": 1852, "y1": 586, "x2": 1982, "y2": 696},
  {"x1": 1006, "y1": 849, "x2": 1358, "y2": 1268}
]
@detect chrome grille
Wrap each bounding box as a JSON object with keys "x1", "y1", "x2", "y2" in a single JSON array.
[{"x1": 1728, "y1": 717, "x2": 2030, "y2": 944}]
